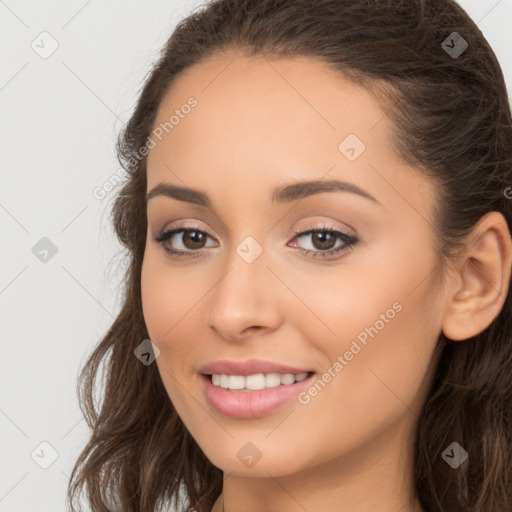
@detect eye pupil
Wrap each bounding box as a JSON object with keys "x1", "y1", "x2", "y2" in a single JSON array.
[
  {"x1": 313, "y1": 232, "x2": 336, "y2": 250},
  {"x1": 184, "y1": 230, "x2": 205, "y2": 248}
]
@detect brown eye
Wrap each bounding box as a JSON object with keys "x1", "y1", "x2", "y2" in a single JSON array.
[
  {"x1": 310, "y1": 231, "x2": 337, "y2": 250},
  {"x1": 181, "y1": 230, "x2": 207, "y2": 249},
  {"x1": 289, "y1": 224, "x2": 359, "y2": 259},
  {"x1": 154, "y1": 224, "x2": 358, "y2": 260},
  {"x1": 153, "y1": 227, "x2": 218, "y2": 257}
]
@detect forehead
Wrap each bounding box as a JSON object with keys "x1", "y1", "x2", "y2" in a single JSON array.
[
  {"x1": 146, "y1": 52, "x2": 434, "y2": 215},
  {"x1": 148, "y1": 52, "x2": 389, "y2": 162}
]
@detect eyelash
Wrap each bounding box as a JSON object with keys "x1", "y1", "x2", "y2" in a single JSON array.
[{"x1": 153, "y1": 223, "x2": 358, "y2": 260}]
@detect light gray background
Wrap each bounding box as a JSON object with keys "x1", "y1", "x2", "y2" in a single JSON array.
[{"x1": 1, "y1": 1, "x2": 511, "y2": 511}]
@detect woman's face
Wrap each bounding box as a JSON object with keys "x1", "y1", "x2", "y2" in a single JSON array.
[{"x1": 142, "y1": 52, "x2": 447, "y2": 478}]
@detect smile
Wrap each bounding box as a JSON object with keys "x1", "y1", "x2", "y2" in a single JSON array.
[
  {"x1": 200, "y1": 372, "x2": 317, "y2": 418},
  {"x1": 210, "y1": 371, "x2": 310, "y2": 391}
]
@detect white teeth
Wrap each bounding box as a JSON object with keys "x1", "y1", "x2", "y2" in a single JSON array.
[
  {"x1": 219, "y1": 374, "x2": 229, "y2": 389},
  {"x1": 228, "y1": 375, "x2": 245, "y2": 390},
  {"x1": 280, "y1": 373, "x2": 295, "y2": 385},
  {"x1": 246, "y1": 373, "x2": 266, "y2": 390},
  {"x1": 210, "y1": 371, "x2": 311, "y2": 391},
  {"x1": 265, "y1": 373, "x2": 281, "y2": 388}
]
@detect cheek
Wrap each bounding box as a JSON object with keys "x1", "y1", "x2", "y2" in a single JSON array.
[
  {"x1": 285, "y1": 274, "x2": 440, "y2": 468},
  {"x1": 141, "y1": 252, "x2": 203, "y2": 344},
  {"x1": 140, "y1": 254, "x2": 202, "y2": 411},
  {"x1": 335, "y1": 295, "x2": 438, "y2": 417},
  {"x1": 297, "y1": 236, "x2": 441, "y2": 400}
]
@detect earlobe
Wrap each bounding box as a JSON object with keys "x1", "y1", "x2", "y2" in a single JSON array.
[{"x1": 442, "y1": 212, "x2": 512, "y2": 342}]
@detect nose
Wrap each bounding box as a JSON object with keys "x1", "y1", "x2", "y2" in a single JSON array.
[{"x1": 206, "y1": 245, "x2": 283, "y2": 341}]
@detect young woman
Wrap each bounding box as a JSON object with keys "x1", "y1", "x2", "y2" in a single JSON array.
[{"x1": 67, "y1": 1, "x2": 512, "y2": 511}]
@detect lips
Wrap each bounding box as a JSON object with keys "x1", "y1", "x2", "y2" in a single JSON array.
[
  {"x1": 198, "y1": 358, "x2": 313, "y2": 376},
  {"x1": 200, "y1": 372, "x2": 317, "y2": 418}
]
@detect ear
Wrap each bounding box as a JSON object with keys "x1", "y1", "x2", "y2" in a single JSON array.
[{"x1": 442, "y1": 211, "x2": 512, "y2": 341}]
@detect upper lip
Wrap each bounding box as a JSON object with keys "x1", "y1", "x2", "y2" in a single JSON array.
[{"x1": 199, "y1": 359, "x2": 313, "y2": 376}]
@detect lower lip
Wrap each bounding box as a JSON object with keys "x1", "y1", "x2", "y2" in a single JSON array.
[{"x1": 200, "y1": 373, "x2": 316, "y2": 419}]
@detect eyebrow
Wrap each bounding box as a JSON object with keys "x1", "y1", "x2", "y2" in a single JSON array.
[{"x1": 146, "y1": 179, "x2": 382, "y2": 207}]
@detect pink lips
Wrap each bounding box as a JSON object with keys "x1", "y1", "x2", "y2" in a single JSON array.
[
  {"x1": 199, "y1": 358, "x2": 312, "y2": 376},
  {"x1": 198, "y1": 359, "x2": 316, "y2": 419}
]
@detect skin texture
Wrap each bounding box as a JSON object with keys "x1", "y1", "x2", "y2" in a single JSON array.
[{"x1": 141, "y1": 52, "x2": 512, "y2": 512}]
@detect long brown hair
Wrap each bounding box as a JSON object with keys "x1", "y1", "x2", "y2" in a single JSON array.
[{"x1": 67, "y1": 1, "x2": 512, "y2": 510}]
